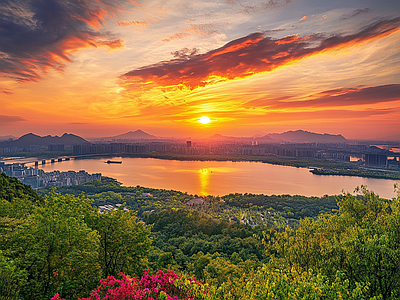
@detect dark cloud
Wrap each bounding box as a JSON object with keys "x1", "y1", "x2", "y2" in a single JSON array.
[
  {"x1": 248, "y1": 84, "x2": 400, "y2": 109},
  {"x1": 0, "y1": 115, "x2": 27, "y2": 125},
  {"x1": 0, "y1": 0, "x2": 124, "y2": 82},
  {"x1": 340, "y1": 8, "x2": 370, "y2": 21},
  {"x1": 171, "y1": 48, "x2": 200, "y2": 59},
  {"x1": 121, "y1": 18, "x2": 400, "y2": 91}
]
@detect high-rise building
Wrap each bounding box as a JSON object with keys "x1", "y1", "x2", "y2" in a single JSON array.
[{"x1": 364, "y1": 154, "x2": 387, "y2": 167}]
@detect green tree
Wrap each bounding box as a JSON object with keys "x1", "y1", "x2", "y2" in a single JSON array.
[
  {"x1": 86, "y1": 205, "x2": 152, "y2": 278},
  {"x1": 11, "y1": 192, "x2": 101, "y2": 300},
  {"x1": 0, "y1": 173, "x2": 42, "y2": 204},
  {"x1": 267, "y1": 186, "x2": 400, "y2": 299},
  {"x1": 0, "y1": 250, "x2": 27, "y2": 300}
]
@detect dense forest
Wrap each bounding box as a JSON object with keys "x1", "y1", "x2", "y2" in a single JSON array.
[{"x1": 1, "y1": 173, "x2": 399, "y2": 299}]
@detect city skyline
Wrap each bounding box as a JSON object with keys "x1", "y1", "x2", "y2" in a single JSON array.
[{"x1": 1, "y1": 0, "x2": 400, "y2": 139}]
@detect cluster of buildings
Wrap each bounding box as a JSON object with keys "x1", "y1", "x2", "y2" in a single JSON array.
[
  {"x1": 98, "y1": 203, "x2": 129, "y2": 213},
  {"x1": 73, "y1": 143, "x2": 168, "y2": 155},
  {"x1": 0, "y1": 162, "x2": 101, "y2": 189},
  {"x1": 0, "y1": 144, "x2": 66, "y2": 154},
  {"x1": 71, "y1": 140, "x2": 399, "y2": 166}
]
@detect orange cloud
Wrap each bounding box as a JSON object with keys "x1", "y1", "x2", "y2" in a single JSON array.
[
  {"x1": 275, "y1": 34, "x2": 310, "y2": 44},
  {"x1": 121, "y1": 18, "x2": 400, "y2": 91},
  {"x1": 118, "y1": 20, "x2": 150, "y2": 26},
  {"x1": 156, "y1": 7, "x2": 170, "y2": 12},
  {"x1": 129, "y1": 0, "x2": 144, "y2": 5},
  {"x1": 299, "y1": 16, "x2": 307, "y2": 21}
]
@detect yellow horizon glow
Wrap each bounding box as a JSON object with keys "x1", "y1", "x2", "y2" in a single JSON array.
[{"x1": 199, "y1": 116, "x2": 211, "y2": 124}]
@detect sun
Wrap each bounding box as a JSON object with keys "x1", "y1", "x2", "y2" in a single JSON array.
[{"x1": 199, "y1": 116, "x2": 211, "y2": 124}]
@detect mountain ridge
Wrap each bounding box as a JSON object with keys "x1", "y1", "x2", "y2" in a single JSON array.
[
  {"x1": 0, "y1": 133, "x2": 90, "y2": 147},
  {"x1": 265, "y1": 130, "x2": 347, "y2": 143},
  {"x1": 208, "y1": 130, "x2": 347, "y2": 143},
  {"x1": 109, "y1": 129, "x2": 157, "y2": 140}
]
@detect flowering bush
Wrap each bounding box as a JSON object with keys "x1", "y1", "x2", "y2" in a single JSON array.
[{"x1": 51, "y1": 270, "x2": 202, "y2": 300}]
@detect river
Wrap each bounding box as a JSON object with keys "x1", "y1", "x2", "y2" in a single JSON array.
[{"x1": 34, "y1": 157, "x2": 399, "y2": 198}]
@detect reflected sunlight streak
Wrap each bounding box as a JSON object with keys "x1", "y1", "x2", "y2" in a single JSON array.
[{"x1": 198, "y1": 168, "x2": 210, "y2": 196}]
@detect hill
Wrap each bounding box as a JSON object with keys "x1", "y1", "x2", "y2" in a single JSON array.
[
  {"x1": 378, "y1": 133, "x2": 400, "y2": 142},
  {"x1": 0, "y1": 133, "x2": 90, "y2": 148},
  {"x1": 207, "y1": 131, "x2": 346, "y2": 143},
  {"x1": 266, "y1": 130, "x2": 347, "y2": 143},
  {"x1": 110, "y1": 129, "x2": 157, "y2": 139},
  {"x1": 208, "y1": 134, "x2": 243, "y2": 141},
  {"x1": 0, "y1": 172, "x2": 43, "y2": 204},
  {"x1": 0, "y1": 135, "x2": 16, "y2": 141},
  {"x1": 209, "y1": 134, "x2": 276, "y2": 142}
]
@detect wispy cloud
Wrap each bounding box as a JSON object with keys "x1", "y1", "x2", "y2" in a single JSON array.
[
  {"x1": 0, "y1": 115, "x2": 27, "y2": 125},
  {"x1": 0, "y1": 0, "x2": 125, "y2": 82},
  {"x1": 234, "y1": 0, "x2": 291, "y2": 14},
  {"x1": 246, "y1": 84, "x2": 400, "y2": 109},
  {"x1": 162, "y1": 23, "x2": 223, "y2": 42},
  {"x1": 250, "y1": 109, "x2": 393, "y2": 123},
  {"x1": 118, "y1": 20, "x2": 150, "y2": 27},
  {"x1": 1, "y1": 89, "x2": 13, "y2": 95},
  {"x1": 340, "y1": 8, "x2": 370, "y2": 21},
  {"x1": 121, "y1": 18, "x2": 400, "y2": 92}
]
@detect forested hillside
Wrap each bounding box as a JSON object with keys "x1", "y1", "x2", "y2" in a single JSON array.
[{"x1": 1, "y1": 174, "x2": 399, "y2": 299}]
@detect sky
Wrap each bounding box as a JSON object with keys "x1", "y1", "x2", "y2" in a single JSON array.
[{"x1": 1, "y1": 0, "x2": 400, "y2": 139}]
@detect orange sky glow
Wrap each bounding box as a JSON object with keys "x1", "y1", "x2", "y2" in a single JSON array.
[{"x1": 1, "y1": 0, "x2": 400, "y2": 140}]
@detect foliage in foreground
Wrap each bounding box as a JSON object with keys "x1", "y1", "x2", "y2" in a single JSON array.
[
  {"x1": 0, "y1": 172, "x2": 42, "y2": 204},
  {"x1": 51, "y1": 270, "x2": 201, "y2": 300},
  {"x1": 46, "y1": 185, "x2": 400, "y2": 300},
  {"x1": 266, "y1": 186, "x2": 400, "y2": 300},
  {"x1": 1, "y1": 172, "x2": 400, "y2": 300},
  {"x1": 51, "y1": 268, "x2": 373, "y2": 300},
  {"x1": 0, "y1": 180, "x2": 151, "y2": 300}
]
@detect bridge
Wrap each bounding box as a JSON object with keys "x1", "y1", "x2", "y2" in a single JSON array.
[{"x1": 5, "y1": 153, "x2": 108, "y2": 167}]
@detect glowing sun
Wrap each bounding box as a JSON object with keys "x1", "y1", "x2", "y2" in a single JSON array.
[{"x1": 199, "y1": 116, "x2": 211, "y2": 124}]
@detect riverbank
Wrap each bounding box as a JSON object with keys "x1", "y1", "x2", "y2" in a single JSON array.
[{"x1": 310, "y1": 167, "x2": 400, "y2": 180}]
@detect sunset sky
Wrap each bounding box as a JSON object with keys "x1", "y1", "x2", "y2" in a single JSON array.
[{"x1": 1, "y1": 0, "x2": 400, "y2": 139}]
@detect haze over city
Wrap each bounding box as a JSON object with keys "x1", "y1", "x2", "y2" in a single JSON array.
[{"x1": 1, "y1": 0, "x2": 400, "y2": 139}]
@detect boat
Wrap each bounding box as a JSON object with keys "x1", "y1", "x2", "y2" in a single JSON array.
[{"x1": 105, "y1": 160, "x2": 122, "y2": 164}]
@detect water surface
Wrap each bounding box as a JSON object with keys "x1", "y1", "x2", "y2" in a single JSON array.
[{"x1": 38, "y1": 157, "x2": 398, "y2": 198}]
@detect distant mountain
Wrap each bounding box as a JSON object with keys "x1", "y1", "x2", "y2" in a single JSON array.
[
  {"x1": 110, "y1": 129, "x2": 156, "y2": 140},
  {"x1": 209, "y1": 134, "x2": 236, "y2": 140},
  {"x1": 376, "y1": 133, "x2": 400, "y2": 142},
  {"x1": 0, "y1": 135, "x2": 16, "y2": 141},
  {"x1": 208, "y1": 134, "x2": 275, "y2": 142},
  {"x1": 1, "y1": 133, "x2": 90, "y2": 147},
  {"x1": 266, "y1": 130, "x2": 347, "y2": 143}
]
